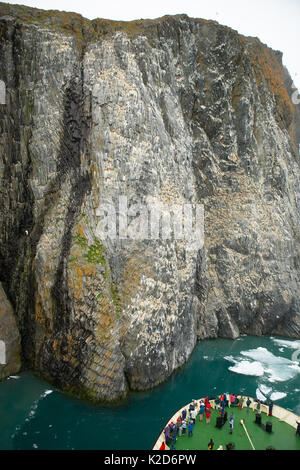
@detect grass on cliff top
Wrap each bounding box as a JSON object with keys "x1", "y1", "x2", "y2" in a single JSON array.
[{"x1": 0, "y1": 2, "x2": 220, "y2": 42}]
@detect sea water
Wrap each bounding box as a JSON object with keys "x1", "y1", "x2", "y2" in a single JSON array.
[{"x1": 0, "y1": 335, "x2": 300, "y2": 450}]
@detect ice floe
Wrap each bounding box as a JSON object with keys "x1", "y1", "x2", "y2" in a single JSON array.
[
  {"x1": 255, "y1": 384, "x2": 286, "y2": 402},
  {"x1": 270, "y1": 391, "x2": 287, "y2": 401},
  {"x1": 259, "y1": 384, "x2": 272, "y2": 395},
  {"x1": 227, "y1": 359, "x2": 265, "y2": 377},
  {"x1": 271, "y1": 338, "x2": 300, "y2": 351},
  {"x1": 225, "y1": 346, "x2": 300, "y2": 383},
  {"x1": 256, "y1": 387, "x2": 267, "y2": 401}
]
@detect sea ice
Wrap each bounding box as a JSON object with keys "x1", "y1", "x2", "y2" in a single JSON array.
[
  {"x1": 256, "y1": 388, "x2": 266, "y2": 401},
  {"x1": 240, "y1": 347, "x2": 300, "y2": 382},
  {"x1": 259, "y1": 384, "x2": 272, "y2": 395},
  {"x1": 270, "y1": 391, "x2": 287, "y2": 401},
  {"x1": 225, "y1": 347, "x2": 300, "y2": 383},
  {"x1": 228, "y1": 360, "x2": 265, "y2": 376},
  {"x1": 272, "y1": 338, "x2": 300, "y2": 350}
]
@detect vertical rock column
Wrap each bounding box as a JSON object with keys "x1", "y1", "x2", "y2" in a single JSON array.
[{"x1": 0, "y1": 282, "x2": 21, "y2": 379}]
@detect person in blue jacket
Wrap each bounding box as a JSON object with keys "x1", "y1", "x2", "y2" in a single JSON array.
[
  {"x1": 188, "y1": 421, "x2": 194, "y2": 437},
  {"x1": 268, "y1": 401, "x2": 273, "y2": 416},
  {"x1": 199, "y1": 400, "x2": 205, "y2": 421}
]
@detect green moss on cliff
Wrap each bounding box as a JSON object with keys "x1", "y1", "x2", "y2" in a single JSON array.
[{"x1": 83, "y1": 238, "x2": 106, "y2": 265}]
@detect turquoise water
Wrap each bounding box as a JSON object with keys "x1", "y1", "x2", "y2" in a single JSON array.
[{"x1": 1, "y1": 335, "x2": 300, "y2": 450}]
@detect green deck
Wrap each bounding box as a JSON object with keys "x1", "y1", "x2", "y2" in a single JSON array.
[{"x1": 172, "y1": 406, "x2": 300, "y2": 451}]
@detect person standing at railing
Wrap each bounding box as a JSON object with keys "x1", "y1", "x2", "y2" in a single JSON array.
[
  {"x1": 246, "y1": 397, "x2": 251, "y2": 412},
  {"x1": 188, "y1": 421, "x2": 194, "y2": 437},
  {"x1": 230, "y1": 394, "x2": 236, "y2": 406},
  {"x1": 199, "y1": 400, "x2": 205, "y2": 421},
  {"x1": 268, "y1": 401, "x2": 273, "y2": 417},
  {"x1": 205, "y1": 403, "x2": 212, "y2": 424},
  {"x1": 256, "y1": 400, "x2": 261, "y2": 414}
]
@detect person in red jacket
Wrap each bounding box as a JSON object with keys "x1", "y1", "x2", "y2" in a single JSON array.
[
  {"x1": 205, "y1": 404, "x2": 211, "y2": 424},
  {"x1": 159, "y1": 442, "x2": 166, "y2": 450}
]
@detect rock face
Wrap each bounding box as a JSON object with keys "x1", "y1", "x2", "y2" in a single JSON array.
[
  {"x1": 0, "y1": 4, "x2": 299, "y2": 400},
  {"x1": 0, "y1": 282, "x2": 21, "y2": 379}
]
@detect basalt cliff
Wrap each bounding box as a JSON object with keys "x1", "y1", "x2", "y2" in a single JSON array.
[{"x1": 0, "y1": 3, "x2": 300, "y2": 401}]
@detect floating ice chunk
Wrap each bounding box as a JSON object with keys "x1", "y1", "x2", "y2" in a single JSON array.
[
  {"x1": 9, "y1": 376, "x2": 20, "y2": 379},
  {"x1": 270, "y1": 391, "x2": 287, "y2": 401},
  {"x1": 259, "y1": 384, "x2": 272, "y2": 395},
  {"x1": 240, "y1": 347, "x2": 286, "y2": 364},
  {"x1": 272, "y1": 338, "x2": 300, "y2": 350},
  {"x1": 256, "y1": 388, "x2": 266, "y2": 401},
  {"x1": 228, "y1": 360, "x2": 265, "y2": 376},
  {"x1": 225, "y1": 347, "x2": 300, "y2": 382},
  {"x1": 240, "y1": 347, "x2": 300, "y2": 382}
]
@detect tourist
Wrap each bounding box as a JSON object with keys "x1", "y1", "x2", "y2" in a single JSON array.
[
  {"x1": 178, "y1": 421, "x2": 183, "y2": 437},
  {"x1": 188, "y1": 421, "x2": 194, "y2": 437},
  {"x1": 229, "y1": 413, "x2": 234, "y2": 434},
  {"x1": 171, "y1": 423, "x2": 177, "y2": 440},
  {"x1": 238, "y1": 396, "x2": 243, "y2": 409},
  {"x1": 164, "y1": 425, "x2": 170, "y2": 445},
  {"x1": 199, "y1": 400, "x2": 205, "y2": 421},
  {"x1": 182, "y1": 409, "x2": 187, "y2": 420},
  {"x1": 256, "y1": 400, "x2": 261, "y2": 414},
  {"x1": 246, "y1": 397, "x2": 251, "y2": 412},
  {"x1": 182, "y1": 419, "x2": 187, "y2": 434},
  {"x1": 190, "y1": 407, "x2": 197, "y2": 423},
  {"x1": 204, "y1": 397, "x2": 210, "y2": 409},
  {"x1": 215, "y1": 395, "x2": 220, "y2": 409},
  {"x1": 220, "y1": 396, "x2": 225, "y2": 409},
  {"x1": 230, "y1": 394, "x2": 236, "y2": 406},
  {"x1": 220, "y1": 406, "x2": 225, "y2": 424},
  {"x1": 296, "y1": 421, "x2": 300, "y2": 436},
  {"x1": 225, "y1": 393, "x2": 230, "y2": 407},
  {"x1": 176, "y1": 416, "x2": 182, "y2": 434},
  {"x1": 268, "y1": 401, "x2": 273, "y2": 416},
  {"x1": 205, "y1": 404, "x2": 212, "y2": 424},
  {"x1": 167, "y1": 423, "x2": 174, "y2": 444},
  {"x1": 208, "y1": 438, "x2": 214, "y2": 450},
  {"x1": 159, "y1": 441, "x2": 166, "y2": 450}
]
